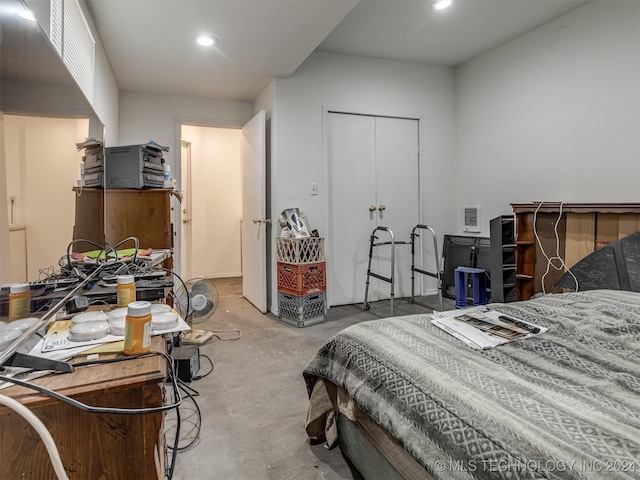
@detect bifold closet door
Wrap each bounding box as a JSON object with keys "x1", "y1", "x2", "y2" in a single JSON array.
[{"x1": 328, "y1": 113, "x2": 419, "y2": 307}]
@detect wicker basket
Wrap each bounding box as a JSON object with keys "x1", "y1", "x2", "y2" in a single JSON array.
[{"x1": 276, "y1": 237, "x2": 324, "y2": 264}]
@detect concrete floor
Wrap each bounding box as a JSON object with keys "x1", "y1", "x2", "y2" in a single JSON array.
[{"x1": 167, "y1": 278, "x2": 453, "y2": 480}]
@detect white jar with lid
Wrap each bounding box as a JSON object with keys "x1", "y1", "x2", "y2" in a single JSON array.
[
  {"x1": 124, "y1": 301, "x2": 152, "y2": 355},
  {"x1": 9, "y1": 283, "x2": 31, "y2": 321},
  {"x1": 116, "y1": 275, "x2": 136, "y2": 308}
]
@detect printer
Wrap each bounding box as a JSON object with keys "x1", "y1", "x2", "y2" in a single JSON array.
[{"x1": 105, "y1": 144, "x2": 166, "y2": 189}]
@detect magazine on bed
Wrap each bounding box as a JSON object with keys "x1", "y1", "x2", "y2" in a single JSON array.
[{"x1": 431, "y1": 306, "x2": 547, "y2": 349}]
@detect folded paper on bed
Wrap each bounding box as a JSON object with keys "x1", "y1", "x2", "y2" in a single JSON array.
[{"x1": 431, "y1": 306, "x2": 547, "y2": 349}]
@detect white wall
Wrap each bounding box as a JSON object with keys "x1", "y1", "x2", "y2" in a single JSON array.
[
  {"x1": 181, "y1": 124, "x2": 243, "y2": 279},
  {"x1": 271, "y1": 52, "x2": 457, "y2": 311},
  {"x1": 456, "y1": 1, "x2": 640, "y2": 236},
  {"x1": 118, "y1": 91, "x2": 254, "y2": 275},
  {"x1": 89, "y1": 13, "x2": 119, "y2": 145}
]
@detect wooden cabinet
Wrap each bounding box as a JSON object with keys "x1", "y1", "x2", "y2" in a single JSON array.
[
  {"x1": 511, "y1": 202, "x2": 640, "y2": 300},
  {"x1": 73, "y1": 188, "x2": 173, "y2": 263},
  {"x1": 0, "y1": 337, "x2": 167, "y2": 479}
]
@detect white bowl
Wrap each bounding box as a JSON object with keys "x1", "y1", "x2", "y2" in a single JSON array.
[
  {"x1": 109, "y1": 316, "x2": 126, "y2": 337},
  {"x1": 68, "y1": 321, "x2": 110, "y2": 342},
  {"x1": 0, "y1": 329, "x2": 22, "y2": 350},
  {"x1": 152, "y1": 312, "x2": 179, "y2": 331},
  {"x1": 0, "y1": 317, "x2": 41, "y2": 331},
  {"x1": 71, "y1": 311, "x2": 108, "y2": 323},
  {"x1": 151, "y1": 304, "x2": 172, "y2": 314}
]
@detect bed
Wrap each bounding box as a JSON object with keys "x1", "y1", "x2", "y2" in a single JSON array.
[{"x1": 303, "y1": 290, "x2": 640, "y2": 480}]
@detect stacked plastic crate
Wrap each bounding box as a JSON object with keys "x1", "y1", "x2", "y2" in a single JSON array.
[{"x1": 276, "y1": 236, "x2": 326, "y2": 327}]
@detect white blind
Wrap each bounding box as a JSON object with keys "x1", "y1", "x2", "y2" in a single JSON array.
[
  {"x1": 49, "y1": 0, "x2": 95, "y2": 104},
  {"x1": 49, "y1": 0, "x2": 63, "y2": 55}
]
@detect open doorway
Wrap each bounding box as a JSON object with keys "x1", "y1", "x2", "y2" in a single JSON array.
[
  {"x1": 180, "y1": 124, "x2": 243, "y2": 282},
  {"x1": 3, "y1": 114, "x2": 89, "y2": 282},
  {"x1": 180, "y1": 112, "x2": 269, "y2": 313}
]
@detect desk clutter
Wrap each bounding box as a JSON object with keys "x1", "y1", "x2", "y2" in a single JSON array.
[
  {"x1": 41, "y1": 302, "x2": 187, "y2": 354},
  {"x1": 0, "y1": 236, "x2": 176, "y2": 367}
]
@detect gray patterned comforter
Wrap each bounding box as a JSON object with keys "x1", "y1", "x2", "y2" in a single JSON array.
[{"x1": 303, "y1": 290, "x2": 640, "y2": 480}]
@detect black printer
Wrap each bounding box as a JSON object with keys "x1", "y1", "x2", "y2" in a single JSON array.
[{"x1": 105, "y1": 144, "x2": 166, "y2": 189}]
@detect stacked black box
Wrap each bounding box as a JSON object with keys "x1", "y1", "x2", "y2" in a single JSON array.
[{"x1": 76, "y1": 138, "x2": 104, "y2": 188}]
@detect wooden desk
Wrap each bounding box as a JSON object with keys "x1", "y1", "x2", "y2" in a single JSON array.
[{"x1": 0, "y1": 336, "x2": 167, "y2": 479}]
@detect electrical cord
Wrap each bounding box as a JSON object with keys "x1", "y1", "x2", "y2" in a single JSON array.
[
  {"x1": 111, "y1": 236, "x2": 141, "y2": 266},
  {"x1": 166, "y1": 378, "x2": 203, "y2": 452},
  {"x1": 160, "y1": 268, "x2": 190, "y2": 318},
  {"x1": 205, "y1": 329, "x2": 242, "y2": 343},
  {"x1": 165, "y1": 393, "x2": 181, "y2": 480},
  {"x1": 0, "y1": 393, "x2": 70, "y2": 480},
  {"x1": 533, "y1": 202, "x2": 579, "y2": 294},
  {"x1": 65, "y1": 238, "x2": 118, "y2": 270},
  {"x1": 472, "y1": 236, "x2": 491, "y2": 283},
  {"x1": 0, "y1": 351, "x2": 182, "y2": 415},
  {"x1": 192, "y1": 353, "x2": 214, "y2": 380}
]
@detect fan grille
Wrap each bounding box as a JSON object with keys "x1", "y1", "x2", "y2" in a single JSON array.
[{"x1": 174, "y1": 278, "x2": 219, "y2": 324}]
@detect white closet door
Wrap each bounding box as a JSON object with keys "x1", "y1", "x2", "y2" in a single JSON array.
[
  {"x1": 328, "y1": 113, "x2": 419, "y2": 307},
  {"x1": 375, "y1": 117, "x2": 420, "y2": 300},
  {"x1": 329, "y1": 113, "x2": 377, "y2": 306}
]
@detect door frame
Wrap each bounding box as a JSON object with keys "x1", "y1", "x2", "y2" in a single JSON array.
[
  {"x1": 175, "y1": 116, "x2": 269, "y2": 305},
  {"x1": 175, "y1": 117, "x2": 242, "y2": 279},
  {"x1": 180, "y1": 140, "x2": 192, "y2": 281},
  {"x1": 321, "y1": 106, "x2": 425, "y2": 306}
]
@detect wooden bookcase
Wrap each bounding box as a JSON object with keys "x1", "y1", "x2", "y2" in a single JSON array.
[{"x1": 511, "y1": 202, "x2": 640, "y2": 300}]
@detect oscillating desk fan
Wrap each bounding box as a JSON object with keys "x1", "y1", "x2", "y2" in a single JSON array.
[{"x1": 174, "y1": 278, "x2": 219, "y2": 345}]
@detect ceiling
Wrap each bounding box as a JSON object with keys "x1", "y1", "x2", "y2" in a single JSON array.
[{"x1": 84, "y1": 0, "x2": 590, "y2": 102}]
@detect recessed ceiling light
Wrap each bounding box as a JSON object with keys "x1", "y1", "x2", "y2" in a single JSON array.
[
  {"x1": 196, "y1": 35, "x2": 218, "y2": 47},
  {"x1": 17, "y1": 9, "x2": 36, "y2": 21},
  {"x1": 432, "y1": 0, "x2": 452, "y2": 10}
]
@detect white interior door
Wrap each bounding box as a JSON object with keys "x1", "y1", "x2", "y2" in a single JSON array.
[
  {"x1": 328, "y1": 112, "x2": 419, "y2": 307},
  {"x1": 241, "y1": 110, "x2": 267, "y2": 312},
  {"x1": 375, "y1": 117, "x2": 420, "y2": 298},
  {"x1": 329, "y1": 113, "x2": 377, "y2": 306}
]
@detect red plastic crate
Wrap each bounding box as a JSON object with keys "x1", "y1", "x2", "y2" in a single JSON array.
[{"x1": 277, "y1": 261, "x2": 326, "y2": 295}]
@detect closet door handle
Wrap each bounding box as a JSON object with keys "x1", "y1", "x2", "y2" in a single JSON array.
[
  {"x1": 378, "y1": 205, "x2": 386, "y2": 211},
  {"x1": 369, "y1": 205, "x2": 377, "y2": 212}
]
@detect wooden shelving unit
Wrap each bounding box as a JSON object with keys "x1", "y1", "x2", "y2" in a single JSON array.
[
  {"x1": 73, "y1": 188, "x2": 173, "y2": 268},
  {"x1": 511, "y1": 202, "x2": 640, "y2": 300},
  {"x1": 489, "y1": 215, "x2": 516, "y2": 303}
]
